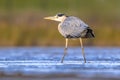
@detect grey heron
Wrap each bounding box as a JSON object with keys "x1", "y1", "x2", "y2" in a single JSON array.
[{"x1": 44, "y1": 13, "x2": 95, "y2": 63}]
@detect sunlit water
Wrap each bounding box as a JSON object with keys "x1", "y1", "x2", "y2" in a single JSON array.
[{"x1": 0, "y1": 47, "x2": 120, "y2": 80}]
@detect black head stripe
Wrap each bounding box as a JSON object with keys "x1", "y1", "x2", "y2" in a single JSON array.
[{"x1": 57, "y1": 13, "x2": 65, "y2": 17}]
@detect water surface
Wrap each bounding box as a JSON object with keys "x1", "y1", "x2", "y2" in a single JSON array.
[{"x1": 0, "y1": 47, "x2": 120, "y2": 80}]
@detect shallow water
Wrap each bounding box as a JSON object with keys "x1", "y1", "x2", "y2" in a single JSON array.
[{"x1": 0, "y1": 47, "x2": 120, "y2": 80}]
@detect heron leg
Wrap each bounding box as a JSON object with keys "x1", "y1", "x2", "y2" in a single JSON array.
[
  {"x1": 61, "y1": 38, "x2": 68, "y2": 63},
  {"x1": 79, "y1": 38, "x2": 86, "y2": 63}
]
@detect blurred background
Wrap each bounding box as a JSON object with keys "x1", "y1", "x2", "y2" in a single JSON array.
[{"x1": 0, "y1": 0, "x2": 120, "y2": 46}]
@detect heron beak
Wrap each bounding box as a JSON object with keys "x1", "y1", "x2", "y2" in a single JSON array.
[{"x1": 44, "y1": 16, "x2": 56, "y2": 20}]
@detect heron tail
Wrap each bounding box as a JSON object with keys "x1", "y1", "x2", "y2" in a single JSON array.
[{"x1": 85, "y1": 28, "x2": 95, "y2": 38}]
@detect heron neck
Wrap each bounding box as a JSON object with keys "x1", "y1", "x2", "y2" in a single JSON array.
[{"x1": 61, "y1": 16, "x2": 67, "y2": 23}]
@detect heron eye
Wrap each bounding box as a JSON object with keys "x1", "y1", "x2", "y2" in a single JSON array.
[{"x1": 55, "y1": 16, "x2": 59, "y2": 18}]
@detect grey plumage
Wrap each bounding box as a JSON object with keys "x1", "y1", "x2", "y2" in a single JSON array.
[
  {"x1": 58, "y1": 16, "x2": 95, "y2": 39},
  {"x1": 44, "y1": 13, "x2": 95, "y2": 63}
]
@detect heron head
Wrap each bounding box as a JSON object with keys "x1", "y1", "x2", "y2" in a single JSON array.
[{"x1": 44, "y1": 13, "x2": 67, "y2": 22}]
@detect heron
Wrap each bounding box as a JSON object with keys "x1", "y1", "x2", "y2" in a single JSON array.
[{"x1": 44, "y1": 13, "x2": 95, "y2": 63}]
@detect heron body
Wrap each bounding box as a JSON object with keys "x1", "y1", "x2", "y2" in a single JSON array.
[
  {"x1": 44, "y1": 13, "x2": 95, "y2": 63},
  {"x1": 58, "y1": 16, "x2": 94, "y2": 39}
]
